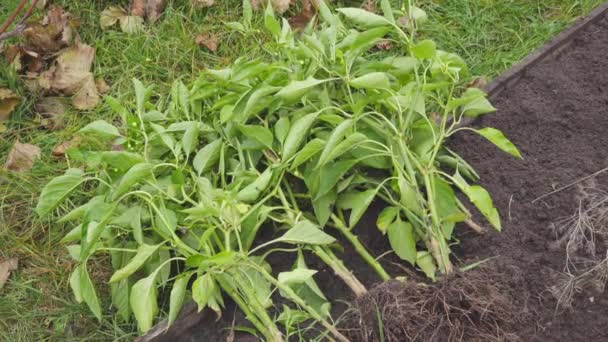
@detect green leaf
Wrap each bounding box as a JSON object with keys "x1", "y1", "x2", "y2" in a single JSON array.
[
  {"x1": 398, "y1": 174, "x2": 423, "y2": 216},
  {"x1": 282, "y1": 112, "x2": 319, "y2": 160},
  {"x1": 182, "y1": 125, "x2": 199, "y2": 156},
  {"x1": 376, "y1": 206, "x2": 398, "y2": 234},
  {"x1": 69, "y1": 266, "x2": 83, "y2": 303},
  {"x1": 278, "y1": 269, "x2": 317, "y2": 287},
  {"x1": 243, "y1": 0, "x2": 252, "y2": 27},
  {"x1": 130, "y1": 273, "x2": 158, "y2": 333},
  {"x1": 459, "y1": 88, "x2": 496, "y2": 117},
  {"x1": 350, "y1": 72, "x2": 391, "y2": 90},
  {"x1": 312, "y1": 190, "x2": 336, "y2": 227},
  {"x1": 380, "y1": 0, "x2": 394, "y2": 22},
  {"x1": 58, "y1": 195, "x2": 105, "y2": 223},
  {"x1": 36, "y1": 168, "x2": 84, "y2": 216},
  {"x1": 275, "y1": 117, "x2": 290, "y2": 146},
  {"x1": 76, "y1": 264, "x2": 102, "y2": 321},
  {"x1": 109, "y1": 243, "x2": 162, "y2": 283},
  {"x1": 276, "y1": 78, "x2": 328, "y2": 102},
  {"x1": 337, "y1": 189, "x2": 377, "y2": 227},
  {"x1": 151, "y1": 123, "x2": 176, "y2": 151},
  {"x1": 133, "y1": 78, "x2": 150, "y2": 115},
  {"x1": 416, "y1": 251, "x2": 436, "y2": 281},
  {"x1": 337, "y1": 8, "x2": 390, "y2": 28},
  {"x1": 193, "y1": 139, "x2": 222, "y2": 175},
  {"x1": 317, "y1": 119, "x2": 353, "y2": 168},
  {"x1": 101, "y1": 151, "x2": 144, "y2": 171},
  {"x1": 264, "y1": 2, "x2": 281, "y2": 37},
  {"x1": 111, "y1": 277, "x2": 130, "y2": 322},
  {"x1": 316, "y1": 159, "x2": 358, "y2": 199},
  {"x1": 112, "y1": 162, "x2": 154, "y2": 201},
  {"x1": 78, "y1": 120, "x2": 120, "y2": 139},
  {"x1": 387, "y1": 219, "x2": 416, "y2": 265},
  {"x1": 322, "y1": 132, "x2": 367, "y2": 166},
  {"x1": 168, "y1": 273, "x2": 191, "y2": 326},
  {"x1": 475, "y1": 127, "x2": 521, "y2": 158},
  {"x1": 412, "y1": 40, "x2": 436, "y2": 59},
  {"x1": 236, "y1": 167, "x2": 273, "y2": 202},
  {"x1": 278, "y1": 220, "x2": 336, "y2": 245},
  {"x1": 238, "y1": 124, "x2": 274, "y2": 150},
  {"x1": 452, "y1": 172, "x2": 501, "y2": 231},
  {"x1": 291, "y1": 138, "x2": 325, "y2": 169},
  {"x1": 192, "y1": 273, "x2": 216, "y2": 312}
]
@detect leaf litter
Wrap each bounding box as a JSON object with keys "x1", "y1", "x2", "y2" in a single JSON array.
[
  {"x1": 4, "y1": 141, "x2": 41, "y2": 172},
  {"x1": 0, "y1": 258, "x2": 19, "y2": 290}
]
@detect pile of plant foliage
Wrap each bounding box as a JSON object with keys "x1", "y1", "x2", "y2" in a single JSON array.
[{"x1": 36, "y1": 1, "x2": 520, "y2": 340}]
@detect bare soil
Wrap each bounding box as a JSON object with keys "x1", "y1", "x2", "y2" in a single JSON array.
[{"x1": 149, "y1": 12, "x2": 608, "y2": 342}]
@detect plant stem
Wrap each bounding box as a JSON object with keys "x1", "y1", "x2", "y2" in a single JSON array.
[
  {"x1": 312, "y1": 246, "x2": 367, "y2": 297},
  {"x1": 255, "y1": 265, "x2": 350, "y2": 342},
  {"x1": 423, "y1": 174, "x2": 454, "y2": 274},
  {"x1": 330, "y1": 214, "x2": 390, "y2": 281}
]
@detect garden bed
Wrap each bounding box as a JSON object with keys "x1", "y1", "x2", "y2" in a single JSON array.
[{"x1": 143, "y1": 3, "x2": 608, "y2": 341}]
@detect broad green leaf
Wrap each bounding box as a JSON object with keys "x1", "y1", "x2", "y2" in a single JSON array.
[
  {"x1": 376, "y1": 206, "x2": 399, "y2": 234},
  {"x1": 384, "y1": 56, "x2": 418, "y2": 76},
  {"x1": 350, "y1": 72, "x2": 391, "y2": 90},
  {"x1": 264, "y1": 2, "x2": 281, "y2": 37},
  {"x1": 337, "y1": 189, "x2": 377, "y2": 227},
  {"x1": 452, "y1": 172, "x2": 501, "y2": 231},
  {"x1": 168, "y1": 273, "x2": 191, "y2": 326},
  {"x1": 151, "y1": 123, "x2": 176, "y2": 151},
  {"x1": 475, "y1": 127, "x2": 521, "y2": 158},
  {"x1": 276, "y1": 78, "x2": 328, "y2": 102},
  {"x1": 291, "y1": 138, "x2": 325, "y2": 169},
  {"x1": 317, "y1": 0, "x2": 338, "y2": 27},
  {"x1": 459, "y1": 88, "x2": 496, "y2": 117},
  {"x1": 111, "y1": 278, "x2": 130, "y2": 322},
  {"x1": 322, "y1": 132, "x2": 367, "y2": 166},
  {"x1": 416, "y1": 251, "x2": 436, "y2": 281},
  {"x1": 69, "y1": 266, "x2": 83, "y2": 303},
  {"x1": 316, "y1": 159, "x2": 358, "y2": 199},
  {"x1": 282, "y1": 112, "x2": 319, "y2": 160},
  {"x1": 236, "y1": 167, "x2": 273, "y2": 202},
  {"x1": 101, "y1": 151, "x2": 144, "y2": 171},
  {"x1": 111, "y1": 206, "x2": 143, "y2": 244},
  {"x1": 243, "y1": 0, "x2": 252, "y2": 27},
  {"x1": 182, "y1": 125, "x2": 199, "y2": 156},
  {"x1": 337, "y1": 8, "x2": 390, "y2": 28},
  {"x1": 109, "y1": 243, "x2": 162, "y2": 283},
  {"x1": 133, "y1": 78, "x2": 150, "y2": 115},
  {"x1": 380, "y1": 0, "x2": 394, "y2": 22},
  {"x1": 275, "y1": 117, "x2": 290, "y2": 146},
  {"x1": 312, "y1": 190, "x2": 336, "y2": 226},
  {"x1": 398, "y1": 174, "x2": 423, "y2": 216},
  {"x1": 58, "y1": 195, "x2": 105, "y2": 223},
  {"x1": 130, "y1": 273, "x2": 158, "y2": 332},
  {"x1": 278, "y1": 269, "x2": 317, "y2": 287},
  {"x1": 172, "y1": 80, "x2": 190, "y2": 117},
  {"x1": 412, "y1": 40, "x2": 436, "y2": 60},
  {"x1": 192, "y1": 273, "x2": 216, "y2": 312},
  {"x1": 78, "y1": 120, "x2": 120, "y2": 139},
  {"x1": 112, "y1": 162, "x2": 153, "y2": 201},
  {"x1": 193, "y1": 139, "x2": 222, "y2": 175},
  {"x1": 278, "y1": 220, "x2": 336, "y2": 245},
  {"x1": 387, "y1": 219, "x2": 416, "y2": 265},
  {"x1": 238, "y1": 124, "x2": 274, "y2": 150},
  {"x1": 36, "y1": 168, "x2": 84, "y2": 216},
  {"x1": 77, "y1": 264, "x2": 102, "y2": 321},
  {"x1": 317, "y1": 119, "x2": 353, "y2": 168}
]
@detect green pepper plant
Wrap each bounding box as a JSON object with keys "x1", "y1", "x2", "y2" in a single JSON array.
[{"x1": 36, "y1": 0, "x2": 520, "y2": 339}]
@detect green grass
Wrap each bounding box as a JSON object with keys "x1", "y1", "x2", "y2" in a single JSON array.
[{"x1": 0, "y1": 0, "x2": 603, "y2": 340}]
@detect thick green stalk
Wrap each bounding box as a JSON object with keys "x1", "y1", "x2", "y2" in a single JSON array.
[
  {"x1": 312, "y1": 246, "x2": 367, "y2": 297},
  {"x1": 330, "y1": 214, "x2": 390, "y2": 281},
  {"x1": 422, "y1": 173, "x2": 454, "y2": 274}
]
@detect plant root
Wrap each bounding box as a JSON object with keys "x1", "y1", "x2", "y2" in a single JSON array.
[{"x1": 341, "y1": 267, "x2": 525, "y2": 342}]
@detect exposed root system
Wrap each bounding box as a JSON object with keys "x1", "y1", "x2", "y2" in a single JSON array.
[{"x1": 342, "y1": 268, "x2": 526, "y2": 342}]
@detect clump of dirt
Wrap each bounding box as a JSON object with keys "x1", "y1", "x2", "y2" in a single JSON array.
[{"x1": 342, "y1": 266, "x2": 529, "y2": 342}]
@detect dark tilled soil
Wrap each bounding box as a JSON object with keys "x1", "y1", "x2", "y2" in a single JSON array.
[{"x1": 150, "y1": 12, "x2": 608, "y2": 342}]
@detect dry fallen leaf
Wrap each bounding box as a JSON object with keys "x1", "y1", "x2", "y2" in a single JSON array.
[
  {"x1": 375, "y1": 39, "x2": 392, "y2": 50},
  {"x1": 289, "y1": 0, "x2": 314, "y2": 31},
  {"x1": 0, "y1": 88, "x2": 21, "y2": 122},
  {"x1": 131, "y1": 0, "x2": 147, "y2": 17},
  {"x1": 95, "y1": 78, "x2": 110, "y2": 94},
  {"x1": 5, "y1": 141, "x2": 41, "y2": 172},
  {"x1": 193, "y1": 0, "x2": 215, "y2": 8},
  {"x1": 251, "y1": 0, "x2": 262, "y2": 11},
  {"x1": 73, "y1": 75, "x2": 100, "y2": 110},
  {"x1": 466, "y1": 77, "x2": 488, "y2": 90},
  {"x1": 100, "y1": 6, "x2": 127, "y2": 29},
  {"x1": 272, "y1": 0, "x2": 291, "y2": 14},
  {"x1": 195, "y1": 33, "x2": 218, "y2": 52},
  {"x1": 362, "y1": 0, "x2": 376, "y2": 12},
  {"x1": 24, "y1": 5, "x2": 73, "y2": 54},
  {"x1": 0, "y1": 258, "x2": 18, "y2": 290},
  {"x1": 119, "y1": 15, "x2": 145, "y2": 34},
  {"x1": 35, "y1": 97, "x2": 68, "y2": 130},
  {"x1": 147, "y1": 0, "x2": 168, "y2": 23}
]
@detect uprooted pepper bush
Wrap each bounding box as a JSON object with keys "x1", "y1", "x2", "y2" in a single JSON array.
[{"x1": 36, "y1": 1, "x2": 520, "y2": 340}]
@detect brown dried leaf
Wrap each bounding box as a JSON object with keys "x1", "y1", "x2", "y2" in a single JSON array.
[
  {"x1": 362, "y1": 0, "x2": 376, "y2": 12},
  {"x1": 192, "y1": 0, "x2": 215, "y2": 8},
  {"x1": 251, "y1": 0, "x2": 262, "y2": 11},
  {"x1": 5, "y1": 141, "x2": 41, "y2": 172},
  {"x1": 100, "y1": 6, "x2": 127, "y2": 29},
  {"x1": 25, "y1": 5, "x2": 72, "y2": 53},
  {"x1": 466, "y1": 77, "x2": 488, "y2": 90},
  {"x1": 289, "y1": 0, "x2": 314, "y2": 31},
  {"x1": 95, "y1": 78, "x2": 110, "y2": 94},
  {"x1": 35, "y1": 97, "x2": 68, "y2": 130},
  {"x1": 52, "y1": 136, "x2": 82, "y2": 157},
  {"x1": 0, "y1": 258, "x2": 18, "y2": 290},
  {"x1": 39, "y1": 42, "x2": 95, "y2": 94},
  {"x1": 0, "y1": 88, "x2": 21, "y2": 122},
  {"x1": 147, "y1": 0, "x2": 168, "y2": 23},
  {"x1": 73, "y1": 74, "x2": 100, "y2": 110},
  {"x1": 195, "y1": 33, "x2": 218, "y2": 52},
  {"x1": 375, "y1": 39, "x2": 392, "y2": 50},
  {"x1": 131, "y1": 0, "x2": 147, "y2": 17},
  {"x1": 272, "y1": 0, "x2": 291, "y2": 14}
]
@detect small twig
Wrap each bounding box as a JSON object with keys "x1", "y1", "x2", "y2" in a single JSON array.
[
  {"x1": 464, "y1": 218, "x2": 485, "y2": 234},
  {"x1": 532, "y1": 166, "x2": 608, "y2": 204},
  {"x1": 508, "y1": 194, "x2": 514, "y2": 221},
  {"x1": 0, "y1": 0, "x2": 39, "y2": 42}
]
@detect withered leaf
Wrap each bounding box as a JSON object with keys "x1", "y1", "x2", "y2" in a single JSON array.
[
  {"x1": 147, "y1": 0, "x2": 168, "y2": 22},
  {"x1": 131, "y1": 0, "x2": 147, "y2": 17},
  {"x1": 195, "y1": 33, "x2": 218, "y2": 52},
  {"x1": 36, "y1": 97, "x2": 68, "y2": 130},
  {"x1": 39, "y1": 42, "x2": 95, "y2": 94},
  {"x1": 192, "y1": 0, "x2": 215, "y2": 8},
  {"x1": 119, "y1": 16, "x2": 145, "y2": 34},
  {"x1": 73, "y1": 75, "x2": 100, "y2": 110},
  {"x1": 5, "y1": 141, "x2": 41, "y2": 172},
  {"x1": 100, "y1": 6, "x2": 127, "y2": 29},
  {"x1": 362, "y1": 0, "x2": 376, "y2": 13},
  {"x1": 375, "y1": 39, "x2": 392, "y2": 50},
  {"x1": 95, "y1": 78, "x2": 110, "y2": 94},
  {"x1": 0, "y1": 258, "x2": 18, "y2": 290},
  {"x1": 272, "y1": 0, "x2": 290, "y2": 14},
  {"x1": 289, "y1": 0, "x2": 314, "y2": 31},
  {"x1": 0, "y1": 88, "x2": 21, "y2": 122}
]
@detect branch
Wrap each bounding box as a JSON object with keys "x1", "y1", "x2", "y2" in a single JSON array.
[{"x1": 0, "y1": 0, "x2": 39, "y2": 42}]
